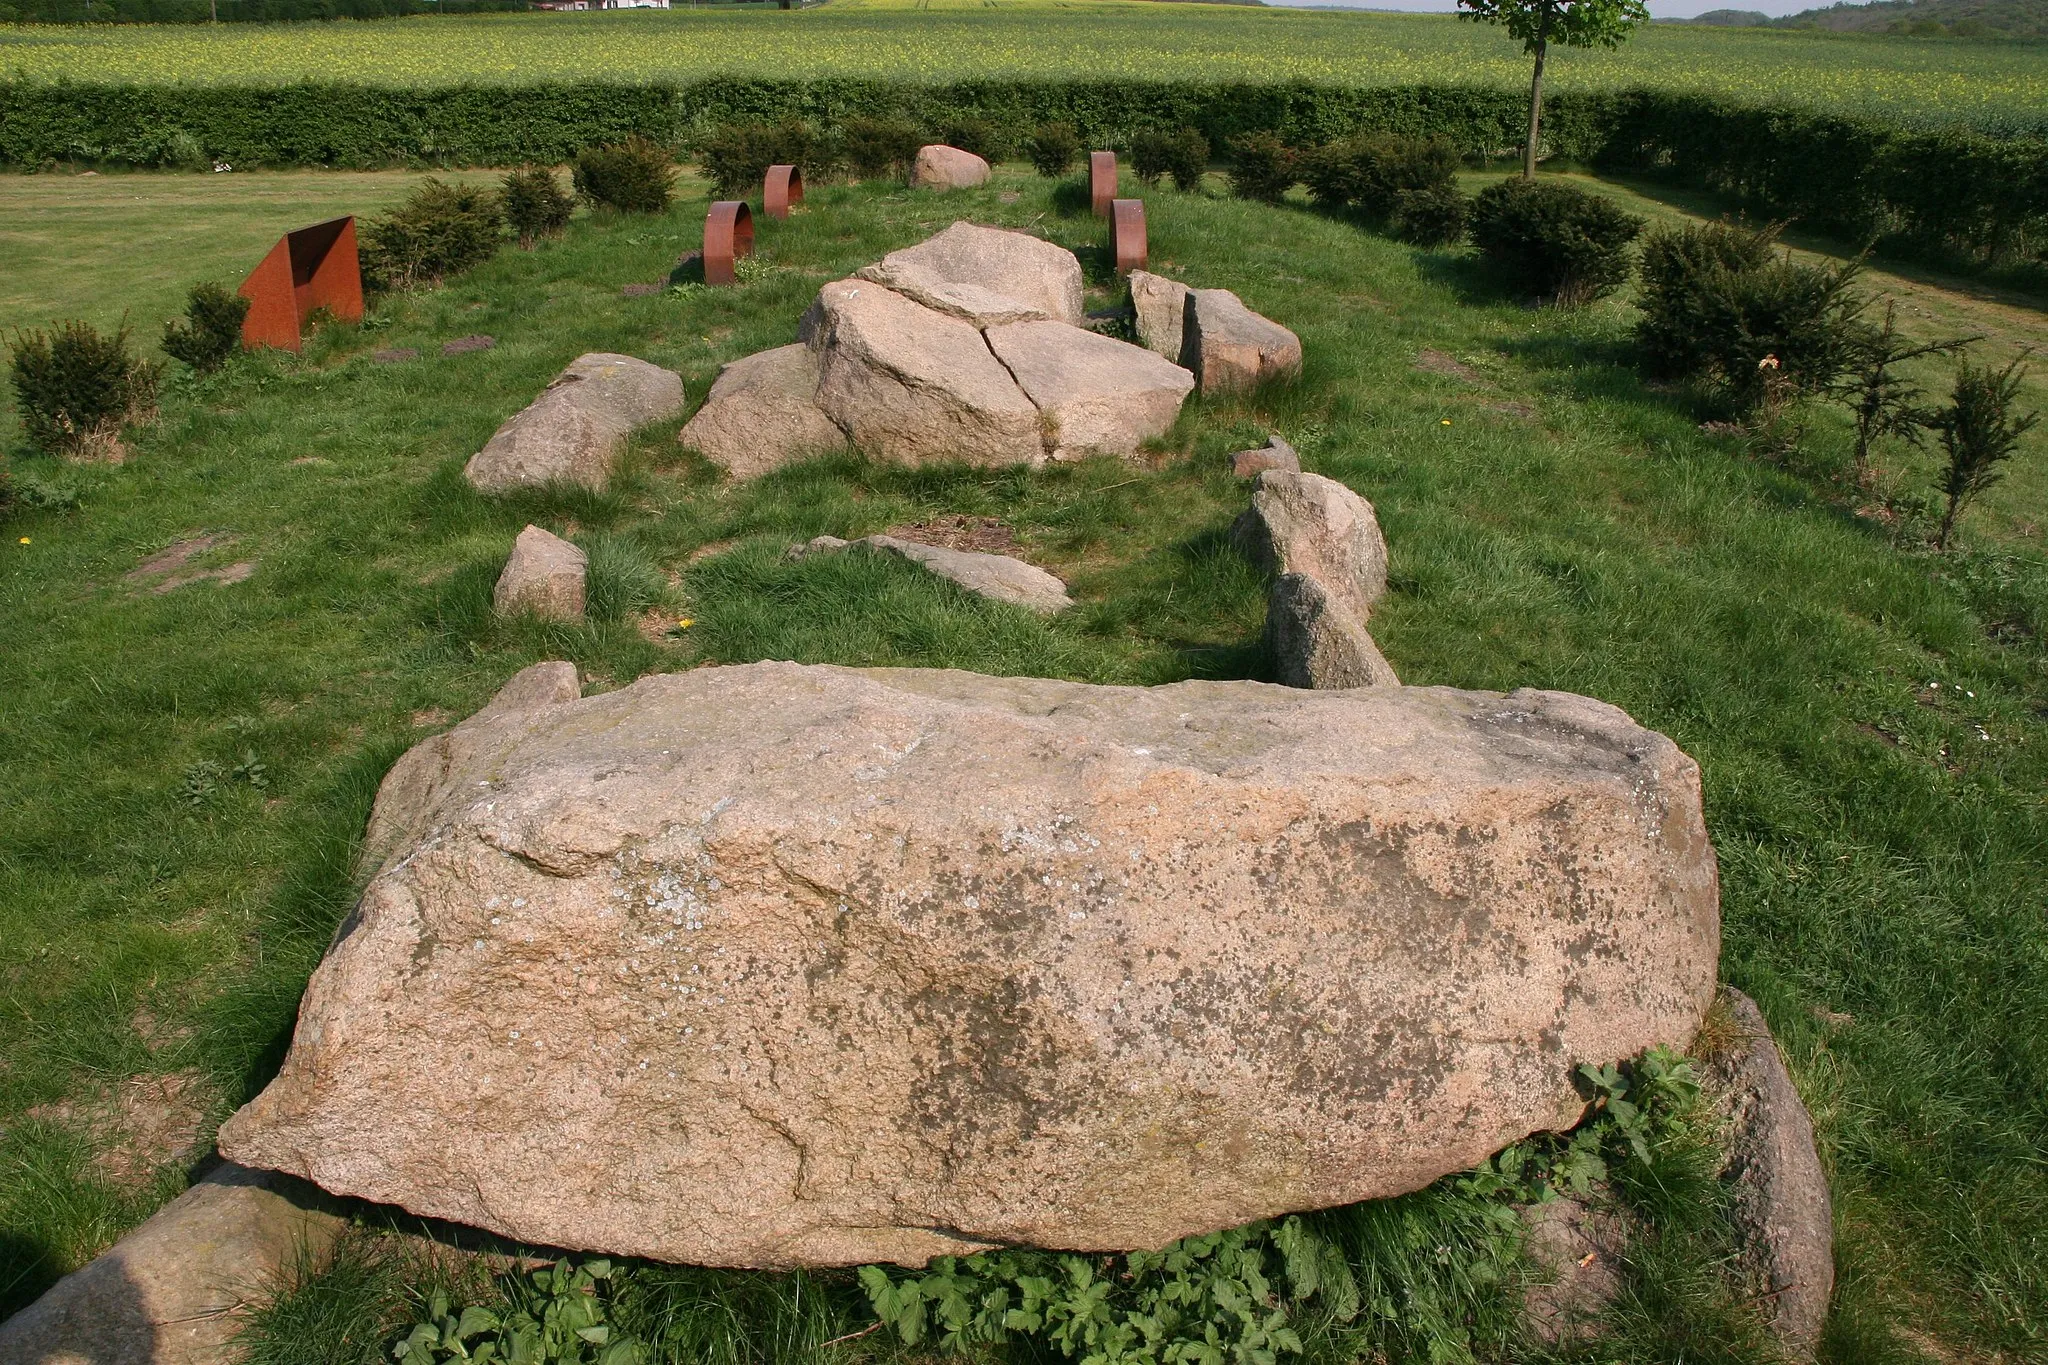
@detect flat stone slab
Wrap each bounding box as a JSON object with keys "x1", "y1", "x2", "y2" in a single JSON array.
[
  {"x1": 679, "y1": 343, "x2": 847, "y2": 479},
  {"x1": 856, "y1": 222, "x2": 1084, "y2": 327},
  {"x1": 984, "y1": 319, "x2": 1193, "y2": 461},
  {"x1": 463, "y1": 353, "x2": 686, "y2": 494},
  {"x1": 371, "y1": 347, "x2": 419, "y2": 365},
  {"x1": 804, "y1": 533, "x2": 1075, "y2": 613},
  {"x1": 219, "y1": 662, "x2": 1720, "y2": 1271},
  {"x1": 0, "y1": 1162, "x2": 343, "y2": 1365}
]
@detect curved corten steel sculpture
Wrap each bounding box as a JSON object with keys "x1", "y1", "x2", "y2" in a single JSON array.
[
  {"x1": 705, "y1": 200, "x2": 755, "y2": 285},
  {"x1": 1090, "y1": 152, "x2": 1118, "y2": 218},
  {"x1": 1111, "y1": 198, "x2": 1148, "y2": 276},
  {"x1": 238, "y1": 216, "x2": 363, "y2": 352},
  {"x1": 764, "y1": 165, "x2": 804, "y2": 220}
]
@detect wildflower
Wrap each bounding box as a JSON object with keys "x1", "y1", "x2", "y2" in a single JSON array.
[
  {"x1": 1758, "y1": 355, "x2": 1781, "y2": 371},
  {"x1": 1440, "y1": 419, "x2": 1452, "y2": 426},
  {"x1": 676, "y1": 618, "x2": 695, "y2": 629},
  {"x1": 16, "y1": 537, "x2": 28, "y2": 545}
]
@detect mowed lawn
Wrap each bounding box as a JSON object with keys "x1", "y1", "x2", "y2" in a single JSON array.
[
  {"x1": 1, "y1": 163, "x2": 2046, "y2": 1363},
  {"x1": 3, "y1": 4, "x2": 2045, "y2": 128}
]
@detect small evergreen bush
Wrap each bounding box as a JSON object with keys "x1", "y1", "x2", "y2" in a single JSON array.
[
  {"x1": 1132, "y1": 128, "x2": 1209, "y2": 191},
  {"x1": 500, "y1": 166, "x2": 573, "y2": 248},
  {"x1": 160, "y1": 281, "x2": 250, "y2": 374},
  {"x1": 359, "y1": 178, "x2": 505, "y2": 292},
  {"x1": 1227, "y1": 131, "x2": 1297, "y2": 204},
  {"x1": 1026, "y1": 121, "x2": 1080, "y2": 179},
  {"x1": 1390, "y1": 185, "x2": 1470, "y2": 246},
  {"x1": 1935, "y1": 353, "x2": 2041, "y2": 549},
  {"x1": 9, "y1": 319, "x2": 159, "y2": 459},
  {"x1": 697, "y1": 119, "x2": 823, "y2": 198},
  {"x1": 1470, "y1": 178, "x2": 1643, "y2": 307},
  {"x1": 1635, "y1": 220, "x2": 1868, "y2": 409},
  {"x1": 1301, "y1": 134, "x2": 1458, "y2": 220},
  {"x1": 573, "y1": 137, "x2": 676, "y2": 215},
  {"x1": 839, "y1": 116, "x2": 923, "y2": 180}
]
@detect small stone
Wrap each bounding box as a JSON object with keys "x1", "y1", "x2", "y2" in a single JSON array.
[
  {"x1": 1231, "y1": 435, "x2": 1301, "y2": 478},
  {"x1": 372, "y1": 347, "x2": 419, "y2": 364},
  {"x1": 861, "y1": 534, "x2": 1074, "y2": 614},
  {"x1": 494, "y1": 525, "x2": 587, "y2": 622},
  {"x1": 464, "y1": 353, "x2": 687, "y2": 494},
  {"x1": 911, "y1": 144, "x2": 991, "y2": 191},
  {"x1": 1233, "y1": 470, "x2": 1388, "y2": 624},
  {"x1": 622, "y1": 283, "x2": 663, "y2": 298},
  {"x1": 1182, "y1": 288, "x2": 1301, "y2": 395},
  {"x1": 443, "y1": 334, "x2": 496, "y2": 356},
  {"x1": 1127, "y1": 270, "x2": 1191, "y2": 360}
]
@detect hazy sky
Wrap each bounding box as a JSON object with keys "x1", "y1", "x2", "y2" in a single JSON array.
[{"x1": 1266, "y1": 0, "x2": 1821, "y2": 16}]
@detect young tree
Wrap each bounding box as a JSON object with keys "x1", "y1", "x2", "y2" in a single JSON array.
[
  {"x1": 1828, "y1": 300, "x2": 1976, "y2": 487},
  {"x1": 1934, "y1": 351, "x2": 2039, "y2": 550},
  {"x1": 1457, "y1": 0, "x2": 1650, "y2": 179}
]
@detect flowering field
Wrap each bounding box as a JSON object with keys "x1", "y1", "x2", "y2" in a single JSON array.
[{"x1": 2, "y1": 2, "x2": 2043, "y2": 129}]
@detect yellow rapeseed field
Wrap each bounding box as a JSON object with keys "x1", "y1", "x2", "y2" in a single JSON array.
[{"x1": 2, "y1": 2, "x2": 2042, "y2": 127}]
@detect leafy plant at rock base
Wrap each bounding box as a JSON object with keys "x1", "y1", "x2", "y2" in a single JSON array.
[
  {"x1": 502, "y1": 166, "x2": 575, "y2": 249},
  {"x1": 359, "y1": 178, "x2": 506, "y2": 293},
  {"x1": 1455, "y1": 0, "x2": 1651, "y2": 179},
  {"x1": 7, "y1": 318, "x2": 160, "y2": 459},
  {"x1": 574, "y1": 138, "x2": 677, "y2": 216},
  {"x1": 160, "y1": 281, "x2": 250, "y2": 374},
  {"x1": 1228, "y1": 132, "x2": 1298, "y2": 204},
  {"x1": 1934, "y1": 352, "x2": 2041, "y2": 549},
  {"x1": 838, "y1": 116, "x2": 923, "y2": 181},
  {"x1": 1470, "y1": 177, "x2": 1643, "y2": 306},
  {"x1": 393, "y1": 1259, "x2": 644, "y2": 1365},
  {"x1": 1029, "y1": 121, "x2": 1082, "y2": 179},
  {"x1": 1830, "y1": 299, "x2": 1978, "y2": 486}
]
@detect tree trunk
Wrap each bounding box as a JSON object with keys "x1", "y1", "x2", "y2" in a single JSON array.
[{"x1": 1523, "y1": 14, "x2": 1552, "y2": 180}]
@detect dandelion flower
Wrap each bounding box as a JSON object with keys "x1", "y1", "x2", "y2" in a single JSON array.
[
  {"x1": 677, "y1": 618, "x2": 695, "y2": 629},
  {"x1": 1440, "y1": 419, "x2": 1452, "y2": 426},
  {"x1": 16, "y1": 537, "x2": 28, "y2": 545}
]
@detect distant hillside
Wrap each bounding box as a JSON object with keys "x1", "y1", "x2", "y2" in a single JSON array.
[{"x1": 1679, "y1": 0, "x2": 2048, "y2": 36}]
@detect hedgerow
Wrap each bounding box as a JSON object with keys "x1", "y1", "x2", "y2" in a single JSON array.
[{"x1": 1, "y1": 78, "x2": 2042, "y2": 272}]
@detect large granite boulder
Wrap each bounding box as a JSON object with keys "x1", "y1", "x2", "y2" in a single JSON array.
[
  {"x1": 857, "y1": 222, "x2": 1085, "y2": 327},
  {"x1": 220, "y1": 661, "x2": 1720, "y2": 1270},
  {"x1": 464, "y1": 354, "x2": 686, "y2": 494},
  {"x1": 911, "y1": 145, "x2": 991, "y2": 191},
  {"x1": 1183, "y1": 289, "x2": 1303, "y2": 395},
  {"x1": 0, "y1": 1162, "x2": 343, "y2": 1365},
  {"x1": 984, "y1": 320, "x2": 1194, "y2": 461},
  {"x1": 679, "y1": 344, "x2": 847, "y2": 478},
  {"x1": 494, "y1": 524, "x2": 587, "y2": 622},
  {"x1": 801, "y1": 280, "x2": 1044, "y2": 468}
]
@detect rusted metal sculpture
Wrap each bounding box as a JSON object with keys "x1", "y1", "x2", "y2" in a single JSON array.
[
  {"x1": 1090, "y1": 152, "x2": 1118, "y2": 218},
  {"x1": 238, "y1": 216, "x2": 363, "y2": 353},
  {"x1": 704, "y1": 200, "x2": 754, "y2": 286},
  {"x1": 1111, "y1": 198, "x2": 1148, "y2": 276},
  {"x1": 764, "y1": 164, "x2": 804, "y2": 220}
]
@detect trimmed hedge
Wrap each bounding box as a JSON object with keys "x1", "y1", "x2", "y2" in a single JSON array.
[{"x1": 3, "y1": 77, "x2": 2043, "y2": 269}]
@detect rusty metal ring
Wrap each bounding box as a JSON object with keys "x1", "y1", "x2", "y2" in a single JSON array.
[
  {"x1": 704, "y1": 200, "x2": 754, "y2": 285},
  {"x1": 1111, "y1": 198, "x2": 1147, "y2": 276},
  {"x1": 764, "y1": 164, "x2": 804, "y2": 220},
  {"x1": 1090, "y1": 151, "x2": 1118, "y2": 218}
]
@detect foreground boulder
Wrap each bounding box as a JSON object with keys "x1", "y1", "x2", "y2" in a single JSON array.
[
  {"x1": 911, "y1": 144, "x2": 991, "y2": 191},
  {"x1": 464, "y1": 354, "x2": 686, "y2": 494},
  {"x1": 857, "y1": 222, "x2": 1084, "y2": 326},
  {"x1": 800, "y1": 533, "x2": 1075, "y2": 614},
  {"x1": 802, "y1": 280, "x2": 1044, "y2": 467},
  {"x1": 1183, "y1": 289, "x2": 1303, "y2": 395},
  {"x1": 221, "y1": 661, "x2": 1719, "y2": 1269},
  {"x1": 679, "y1": 344, "x2": 847, "y2": 478},
  {"x1": 985, "y1": 320, "x2": 1194, "y2": 461},
  {"x1": 494, "y1": 524, "x2": 587, "y2": 622},
  {"x1": 0, "y1": 1162, "x2": 342, "y2": 1365}
]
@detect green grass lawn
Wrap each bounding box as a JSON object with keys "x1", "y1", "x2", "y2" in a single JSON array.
[
  {"x1": 2, "y1": 163, "x2": 2046, "y2": 1361},
  {"x1": 4, "y1": 4, "x2": 2045, "y2": 127}
]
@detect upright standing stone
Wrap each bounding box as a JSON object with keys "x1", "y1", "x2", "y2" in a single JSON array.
[
  {"x1": 1233, "y1": 470, "x2": 1388, "y2": 623},
  {"x1": 1128, "y1": 270, "x2": 1191, "y2": 360},
  {"x1": 494, "y1": 525, "x2": 587, "y2": 622},
  {"x1": 1266, "y1": 573, "x2": 1400, "y2": 689},
  {"x1": 1183, "y1": 289, "x2": 1303, "y2": 395}
]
